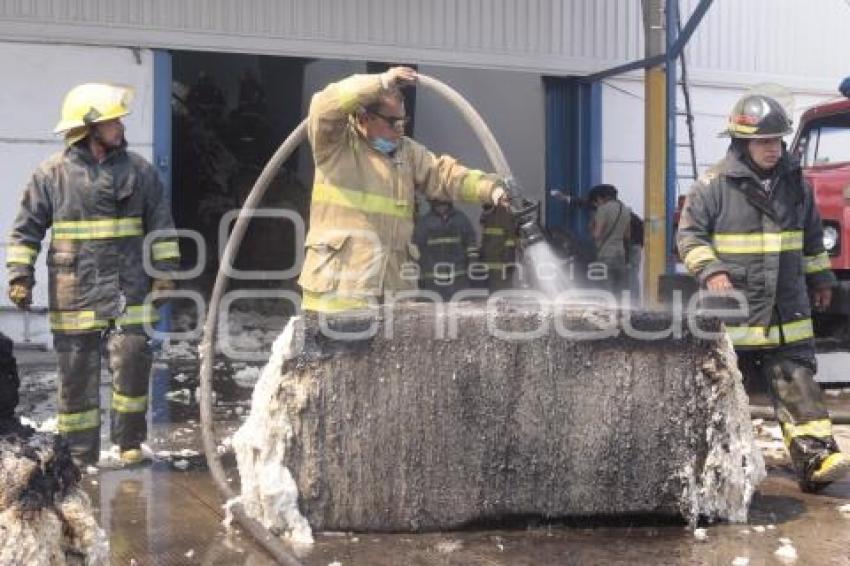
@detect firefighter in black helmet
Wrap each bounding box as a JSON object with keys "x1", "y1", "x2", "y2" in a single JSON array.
[{"x1": 677, "y1": 93, "x2": 849, "y2": 492}]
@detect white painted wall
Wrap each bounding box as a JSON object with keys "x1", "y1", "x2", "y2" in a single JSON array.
[{"x1": 0, "y1": 42, "x2": 154, "y2": 346}]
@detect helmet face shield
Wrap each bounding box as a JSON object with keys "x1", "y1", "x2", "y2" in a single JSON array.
[
  {"x1": 723, "y1": 94, "x2": 793, "y2": 139},
  {"x1": 54, "y1": 83, "x2": 135, "y2": 136}
]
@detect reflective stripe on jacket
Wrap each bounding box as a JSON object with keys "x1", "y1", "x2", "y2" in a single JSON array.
[
  {"x1": 413, "y1": 207, "x2": 476, "y2": 280},
  {"x1": 6, "y1": 144, "x2": 180, "y2": 333},
  {"x1": 676, "y1": 149, "x2": 835, "y2": 350},
  {"x1": 298, "y1": 74, "x2": 501, "y2": 299}
]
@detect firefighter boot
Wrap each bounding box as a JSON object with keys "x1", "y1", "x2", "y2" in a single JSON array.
[
  {"x1": 764, "y1": 357, "x2": 848, "y2": 492},
  {"x1": 120, "y1": 448, "x2": 144, "y2": 465},
  {"x1": 787, "y1": 433, "x2": 850, "y2": 492}
]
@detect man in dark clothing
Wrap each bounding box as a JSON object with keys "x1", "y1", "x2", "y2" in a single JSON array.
[
  {"x1": 677, "y1": 93, "x2": 849, "y2": 492},
  {"x1": 6, "y1": 83, "x2": 180, "y2": 465},
  {"x1": 413, "y1": 199, "x2": 477, "y2": 301},
  {"x1": 478, "y1": 203, "x2": 517, "y2": 292}
]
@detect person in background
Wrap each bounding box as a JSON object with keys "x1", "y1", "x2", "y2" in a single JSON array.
[
  {"x1": 587, "y1": 184, "x2": 631, "y2": 297},
  {"x1": 627, "y1": 210, "x2": 644, "y2": 300},
  {"x1": 478, "y1": 203, "x2": 517, "y2": 292},
  {"x1": 413, "y1": 199, "x2": 477, "y2": 301}
]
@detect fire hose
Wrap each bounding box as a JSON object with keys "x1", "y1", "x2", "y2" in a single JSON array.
[{"x1": 198, "y1": 73, "x2": 531, "y2": 563}]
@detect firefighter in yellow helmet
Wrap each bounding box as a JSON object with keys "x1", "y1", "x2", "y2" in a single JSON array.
[
  {"x1": 677, "y1": 93, "x2": 849, "y2": 491},
  {"x1": 6, "y1": 83, "x2": 181, "y2": 466},
  {"x1": 299, "y1": 67, "x2": 510, "y2": 313}
]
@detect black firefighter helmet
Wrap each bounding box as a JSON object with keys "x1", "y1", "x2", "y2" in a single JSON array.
[{"x1": 722, "y1": 94, "x2": 793, "y2": 139}]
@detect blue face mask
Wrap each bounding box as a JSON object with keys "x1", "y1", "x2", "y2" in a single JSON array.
[{"x1": 370, "y1": 137, "x2": 398, "y2": 155}]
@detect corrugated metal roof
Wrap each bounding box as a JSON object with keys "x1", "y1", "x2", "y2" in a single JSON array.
[{"x1": 0, "y1": 0, "x2": 848, "y2": 88}]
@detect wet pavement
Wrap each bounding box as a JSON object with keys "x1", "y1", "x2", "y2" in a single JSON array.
[{"x1": 13, "y1": 347, "x2": 850, "y2": 566}]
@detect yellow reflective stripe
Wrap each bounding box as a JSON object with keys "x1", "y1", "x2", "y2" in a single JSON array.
[
  {"x1": 112, "y1": 391, "x2": 148, "y2": 414},
  {"x1": 312, "y1": 183, "x2": 413, "y2": 219},
  {"x1": 5, "y1": 244, "x2": 38, "y2": 265},
  {"x1": 49, "y1": 310, "x2": 108, "y2": 331},
  {"x1": 505, "y1": 239, "x2": 516, "y2": 248},
  {"x1": 728, "y1": 123, "x2": 758, "y2": 135},
  {"x1": 483, "y1": 227, "x2": 506, "y2": 236},
  {"x1": 782, "y1": 419, "x2": 833, "y2": 445},
  {"x1": 50, "y1": 304, "x2": 157, "y2": 331},
  {"x1": 53, "y1": 217, "x2": 143, "y2": 240},
  {"x1": 58, "y1": 408, "x2": 100, "y2": 433},
  {"x1": 302, "y1": 290, "x2": 370, "y2": 313},
  {"x1": 726, "y1": 318, "x2": 813, "y2": 347},
  {"x1": 337, "y1": 86, "x2": 360, "y2": 114},
  {"x1": 461, "y1": 170, "x2": 484, "y2": 202},
  {"x1": 804, "y1": 252, "x2": 832, "y2": 274},
  {"x1": 713, "y1": 231, "x2": 803, "y2": 254},
  {"x1": 151, "y1": 240, "x2": 180, "y2": 261},
  {"x1": 117, "y1": 304, "x2": 159, "y2": 326},
  {"x1": 426, "y1": 236, "x2": 461, "y2": 245},
  {"x1": 683, "y1": 245, "x2": 718, "y2": 272}
]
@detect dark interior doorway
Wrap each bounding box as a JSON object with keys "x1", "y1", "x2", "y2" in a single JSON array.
[{"x1": 171, "y1": 51, "x2": 310, "y2": 297}]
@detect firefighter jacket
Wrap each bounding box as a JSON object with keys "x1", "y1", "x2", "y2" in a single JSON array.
[
  {"x1": 479, "y1": 205, "x2": 517, "y2": 273},
  {"x1": 413, "y1": 207, "x2": 477, "y2": 282},
  {"x1": 676, "y1": 148, "x2": 835, "y2": 350},
  {"x1": 6, "y1": 143, "x2": 180, "y2": 334},
  {"x1": 299, "y1": 74, "x2": 502, "y2": 309}
]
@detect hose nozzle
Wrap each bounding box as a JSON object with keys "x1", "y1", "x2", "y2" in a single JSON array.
[{"x1": 502, "y1": 177, "x2": 545, "y2": 249}]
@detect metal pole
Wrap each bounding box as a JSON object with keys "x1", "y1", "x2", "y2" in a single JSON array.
[
  {"x1": 644, "y1": 0, "x2": 666, "y2": 304},
  {"x1": 665, "y1": 0, "x2": 679, "y2": 275}
]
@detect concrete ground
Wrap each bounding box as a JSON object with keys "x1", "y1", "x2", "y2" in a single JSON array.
[{"x1": 13, "y1": 347, "x2": 850, "y2": 566}]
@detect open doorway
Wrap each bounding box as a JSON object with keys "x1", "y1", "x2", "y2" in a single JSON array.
[{"x1": 170, "y1": 51, "x2": 311, "y2": 298}]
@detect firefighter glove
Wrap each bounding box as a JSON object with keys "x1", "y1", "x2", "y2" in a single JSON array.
[{"x1": 8, "y1": 278, "x2": 33, "y2": 310}]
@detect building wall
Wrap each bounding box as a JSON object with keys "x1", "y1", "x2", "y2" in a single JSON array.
[
  {"x1": 0, "y1": 42, "x2": 155, "y2": 344},
  {"x1": 600, "y1": 76, "x2": 844, "y2": 217}
]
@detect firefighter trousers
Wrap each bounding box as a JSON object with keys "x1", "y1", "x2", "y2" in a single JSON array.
[
  {"x1": 54, "y1": 327, "x2": 152, "y2": 463},
  {"x1": 737, "y1": 347, "x2": 838, "y2": 477}
]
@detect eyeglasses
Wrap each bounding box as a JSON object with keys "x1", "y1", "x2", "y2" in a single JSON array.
[{"x1": 370, "y1": 111, "x2": 409, "y2": 130}]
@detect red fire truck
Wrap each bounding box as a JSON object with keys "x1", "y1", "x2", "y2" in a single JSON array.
[{"x1": 790, "y1": 88, "x2": 850, "y2": 340}]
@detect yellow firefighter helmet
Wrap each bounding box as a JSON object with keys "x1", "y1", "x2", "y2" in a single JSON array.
[{"x1": 54, "y1": 83, "x2": 135, "y2": 144}]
